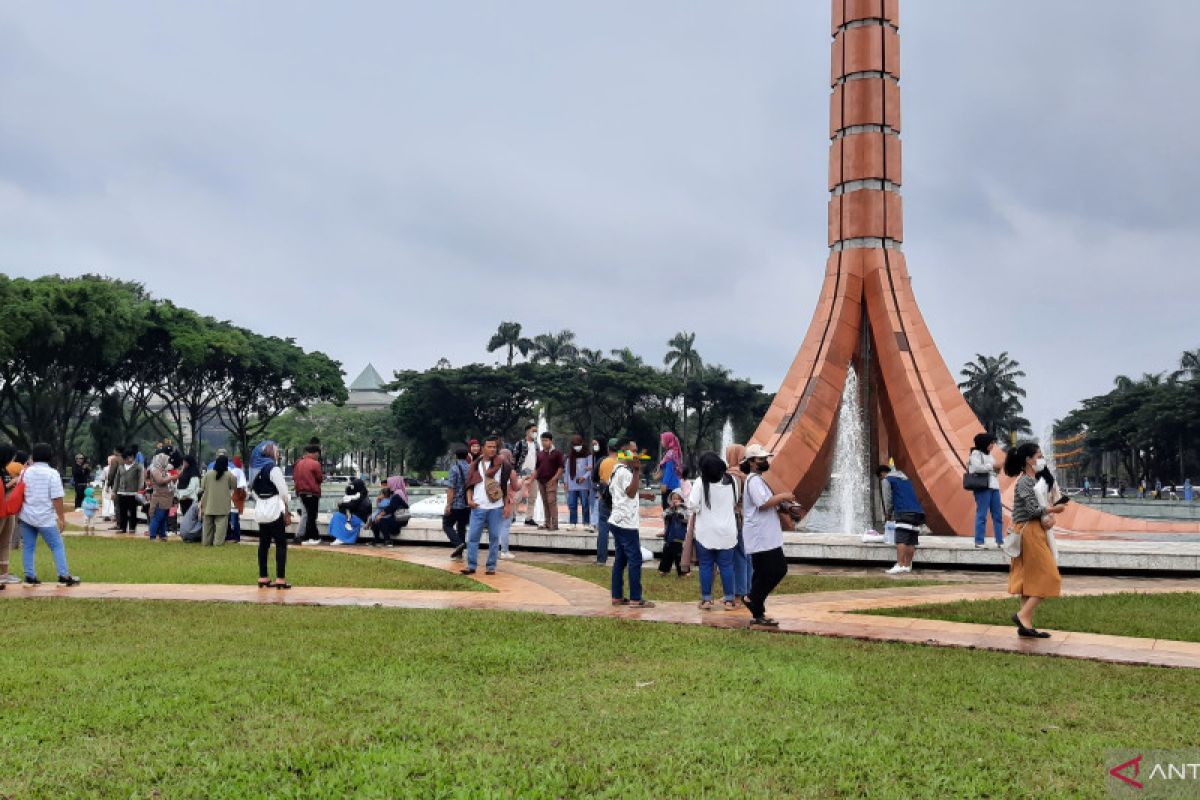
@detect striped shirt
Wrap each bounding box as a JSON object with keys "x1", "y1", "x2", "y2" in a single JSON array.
[
  {"x1": 18, "y1": 462, "x2": 65, "y2": 528},
  {"x1": 1011, "y1": 474, "x2": 1044, "y2": 524}
]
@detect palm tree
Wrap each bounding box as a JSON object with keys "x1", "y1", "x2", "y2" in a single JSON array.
[
  {"x1": 1171, "y1": 349, "x2": 1200, "y2": 382},
  {"x1": 663, "y1": 331, "x2": 703, "y2": 382},
  {"x1": 528, "y1": 330, "x2": 578, "y2": 365},
  {"x1": 609, "y1": 347, "x2": 645, "y2": 367},
  {"x1": 664, "y1": 332, "x2": 704, "y2": 453},
  {"x1": 486, "y1": 321, "x2": 532, "y2": 367},
  {"x1": 573, "y1": 347, "x2": 608, "y2": 367},
  {"x1": 957, "y1": 352, "x2": 1032, "y2": 439}
]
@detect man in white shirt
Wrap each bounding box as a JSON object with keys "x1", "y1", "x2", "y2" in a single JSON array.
[
  {"x1": 16, "y1": 442, "x2": 80, "y2": 586},
  {"x1": 460, "y1": 435, "x2": 507, "y2": 576},
  {"x1": 740, "y1": 444, "x2": 792, "y2": 627},
  {"x1": 514, "y1": 423, "x2": 539, "y2": 525},
  {"x1": 607, "y1": 448, "x2": 654, "y2": 608}
]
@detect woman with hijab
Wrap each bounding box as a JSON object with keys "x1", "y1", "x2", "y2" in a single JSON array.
[
  {"x1": 658, "y1": 431, "x2": 684, "y2": 511},
  {"x1": 563, "y1": 433, "x2": 593, "y2": 530},
  {"x1": 685, "y1": 452, "x2": 739, "y2": 610},
  {"x1": 329, "y1": 478, "x2": 373, "y2": 545},
  {"x1": 1004, "y1": 441, "x2": 1065, "y2": 637},
  {"x1": 250, "y1": 441, "x2": 293, "y2": 588},
  {"x1": 199, "y1": 454, "x2": 238, "y2": 546},
  {"x1": 0, "y1": 444, "x2": 17, "y2": 584},
  {"x1": 968, "y1": 433, "x2": 1004, "y2": 549},
  {"x1": 176, "y1": 454, "x2": 201, "y2": 517},
  {"x1": 368, "y1": 476, "x2": 411, "y2": 547},
  {"x1": 145, "y1": 453, "x2": 176, "y2": 541},
  {"x1": 724, "y1": 443, "x2": 753, "y2": 604}
]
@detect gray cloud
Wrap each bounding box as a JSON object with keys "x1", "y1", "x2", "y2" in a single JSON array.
[{"x1": 0, "y1": 1, "x2": 1195, "y2": 436}]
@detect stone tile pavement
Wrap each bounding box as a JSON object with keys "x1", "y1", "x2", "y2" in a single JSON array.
[{"x1": 6, "y1": 539, "x2": 1200, "y2": 669}]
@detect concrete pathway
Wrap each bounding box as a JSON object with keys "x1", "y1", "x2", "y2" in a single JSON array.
[{"x1": 6, "y1": 542, "x2": 1199, "y2": 670}]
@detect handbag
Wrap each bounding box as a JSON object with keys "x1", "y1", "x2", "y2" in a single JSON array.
[
  {"x1": 4, "y1": 478, "x2": 25, "y2": 517},
  {"x1": 962, "y1": 472, "x2": 990, "y2": 492},
  {"x1": 484, "y1": 478, "x2": 502, "y2": 503},
  {"x1": 1000, "y1": 522, "x2": 1027, "y2": 558}
]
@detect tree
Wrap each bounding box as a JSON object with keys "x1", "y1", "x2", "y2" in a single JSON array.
[
  {"x1": 486, "y1": 322, "x2": 533, "y2": 366},
  {"x1": 0, "y1": 275, "x2": 152, "y2": 465},
  {"x1": 219, "y1": 331, "x2": 346, "y2": 458},
  {"x1": 528, "y1": 330, "x2": 578, "y2": 365},
  {"x1": 663, "y1": 332, "x2": 704, "y2": 452},
  {"x1": 572, "y1": 348, "x2": 609, "y2": 367},
  {"x1": 957, "y1": 352, "x2": 1032, "y2": 440},
  {"x1": 609, "y1": 347, "x2": 645, "y2": 368},
  {"x1": 266, "y1": 405, "x2": 401, "y2": 475},
  {"x1": 1173, "y1": 349, "x2": 1200, "y2": 382}
]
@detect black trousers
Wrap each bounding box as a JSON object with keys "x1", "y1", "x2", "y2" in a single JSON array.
[
  {"x1": 747, "y1": 547, "x2": 787, "y2": 618},
  {"x1": 658, "y1": 540, "x2": 683, "y2": 575},
  {"x1": 442, "y1": 508, "x2": 469, "y2": 546},
  {"x1": 258, "y1": 517, "x2": 288, "y2": 579},
  {"x1": 116, "y1": 495, "x2": 140, "y2": 532},
  {"x1": 298, "y1": 494, "x2": 320, "y2": 542}
]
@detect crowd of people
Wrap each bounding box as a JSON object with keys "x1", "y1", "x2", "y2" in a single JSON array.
[{"x1": 0, "y1": 420, "x2": 1115, "y2": 636}]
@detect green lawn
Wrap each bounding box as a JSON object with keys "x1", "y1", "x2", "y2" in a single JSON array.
[
  {"x1": 537, "y1": 561, "x2": 940, "y2": 603},
  {"x1": 20, "y1": 536, "x2": 485, "y2": 592},
  {"x1": 861, "y1": 591, "x2": 1200, "y2": 643},
  {"x1": 2, "y1": 600, "x2": 1197, "y2": 798}
]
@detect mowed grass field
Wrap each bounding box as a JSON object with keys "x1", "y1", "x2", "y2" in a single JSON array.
[
  {"x1": 2, "y1": 599, "x2": 1197, "y2": 798},
  {"x1": 15, "y1": 536, "x2": 485, "y2": 592},
  {"x1": 860, "y1": 591, "x2": 1200, "y2": 643}
]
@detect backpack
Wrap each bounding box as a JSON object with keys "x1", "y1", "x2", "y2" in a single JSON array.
[{"x1": 251, "y1": 466, "x2": 278, "y2": 498}]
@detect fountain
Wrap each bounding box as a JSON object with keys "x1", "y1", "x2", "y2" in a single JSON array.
[
  {"x1": 720, "y1": 418, "x2": 734, "y2": 454},
  {"x1": 829, "y1": 365, "x2": 871, "y2": 535}
]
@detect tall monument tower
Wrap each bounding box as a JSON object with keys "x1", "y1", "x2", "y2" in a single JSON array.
[{"x1": 750, "y1": 0, "x2": 1200, "y2": 537}]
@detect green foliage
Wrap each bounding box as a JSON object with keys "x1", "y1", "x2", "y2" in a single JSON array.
[
  {"x1": 957, "y1": 351, "x2": 1032, "y2": 441},
  {"x1": 485, "y1": 321, "x2": 532, "y2": 366},
  {"x1": 266, "y1": 405, "x2": 400, "y2": 471}
]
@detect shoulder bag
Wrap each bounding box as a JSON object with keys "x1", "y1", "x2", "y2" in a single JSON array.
[
  {"x1": 1000, "y1": 522, "x2": 1027, "y2": 559},
  {"x1": 963, "y1": 471, "x2": 990, "y2": 492}
]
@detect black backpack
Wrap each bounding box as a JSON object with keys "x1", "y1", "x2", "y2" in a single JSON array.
[{"x1": 252, "y1": 466, "x2": 278, "y2": 498}]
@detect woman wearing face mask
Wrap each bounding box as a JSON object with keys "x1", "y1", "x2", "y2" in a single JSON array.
[
  {"x1": 563, "y1": 434, "x2": 593, "y2": 531},
  {"x1": 1003, "y1": 442, "x2": 1065, "y2": 638}
]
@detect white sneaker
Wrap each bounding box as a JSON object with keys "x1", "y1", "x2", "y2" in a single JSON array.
[
  {"x1": 301, "y1": 539, "x2": 322, "y2": 546},
  {"x1": 885, "y1": 564, "x2": 907, "y2": 575},
  {"x1": 0, "y1": 573, "x2": 19, "y2": 584},
  {"x1": 329, "y1": 540, "x2": 344, "y2": 546}
]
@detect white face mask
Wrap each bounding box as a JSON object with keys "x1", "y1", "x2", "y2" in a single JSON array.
[
  {"x1": 572, "y1": 445, "x2": 583, "y2": 452},
  {"x1": 1034, "y1": 458, "x2": 1047, "y2": 472}
]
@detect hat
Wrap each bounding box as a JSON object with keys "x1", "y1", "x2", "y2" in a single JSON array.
[
  {"x1": 743, "y1": 444, "x2": 774, "y2": 460},
  {"x1": 607, "y1": 437, "x2": 620, "y2": 450}
]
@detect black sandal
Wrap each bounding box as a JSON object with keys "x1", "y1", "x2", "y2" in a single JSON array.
[
  {"x1": 257, "y1": 579, "x2": 272, "y2": 588},
  {"x1": 752, "y1": 616, "x2": 780, "y2": 627},
  {"x1": 274, "y1": 581, "x2": 292, "y2": 590}
]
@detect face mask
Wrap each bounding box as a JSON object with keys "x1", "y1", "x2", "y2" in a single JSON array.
[
  {"x1": 592, "y1": 445, "x2": 600, "y2": 453},
  {"x1": 573, "y1": 446, "x2": 582, "y2": 453},
  {"x1": 1034, "y1": 458, "x2": 1047, "y2": 472}
]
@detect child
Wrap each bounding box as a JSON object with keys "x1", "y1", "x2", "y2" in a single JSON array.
[
  {"x1": 81, "y1": 486, "x2": 100, "y2": 534},
  {"x1": 658, "y1": 489, "x2": 688, "y2": 576}
]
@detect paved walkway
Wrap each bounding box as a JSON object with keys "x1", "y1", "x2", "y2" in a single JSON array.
[{"x1": 6, "y1": 542, "x2": 1200, "y2": 669}]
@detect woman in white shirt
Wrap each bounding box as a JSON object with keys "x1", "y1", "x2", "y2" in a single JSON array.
[
  {"x1": 968, "y1": 433, "x2": 1003, "y2": 549},
  {"x1": 250, "y1": 442, "x2": 293, "y2": 589},
  {"x1": 686, "y1": 452, "x2": 739, "y2": 610}
]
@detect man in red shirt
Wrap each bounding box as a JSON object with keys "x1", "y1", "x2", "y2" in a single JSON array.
[
  {"x1": 291, "y1": 444, "x2": 324, "y2": 545},
  {"x1": 535, "y1": 432, "x2": 564, "y2": 531}
]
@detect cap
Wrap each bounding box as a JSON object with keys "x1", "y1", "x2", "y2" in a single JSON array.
[
  {"x1": 607, "y1": 437, "x2": 620, "y2": 450},
  {"x1": 743, "y1": 444, "x2": 774, "y2": 460}
]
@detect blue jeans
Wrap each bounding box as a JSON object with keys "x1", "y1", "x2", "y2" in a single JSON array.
[
  {"x1": 609, "y1": 525, "x2": 643, "y2": 601},
  {"x1": 467, "y1": 507, "x2": 504, "y2": 571},
  {"x1": 595, "y1": 503, "x2": 611, "y2": 564},
  {"x1": 20, "y1": 521, "x2": 70, "y2": 579},
  {"x1": 732, "y1": 532, "x2": 752, "y2": 596},
  {"x1": 148, "y1": 507, "x2": 170, "y2": 540},
  {"x1": 567, "y1": 488, "x2": 591, "y2": 525},
  {"x1": 973, "y1": 489, "x2": 1003, "y2": 545},
  {"x1": 228, "y1": 512, "x2": 241, "y2": 542},
  {"x1": 695, "y1": 541, "x2": 735, "y2": 602},
  {"x1": 499, "y1": 514, "x2": 512, "y2": 554}
]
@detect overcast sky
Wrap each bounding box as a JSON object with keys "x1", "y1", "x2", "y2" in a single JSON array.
[{"x1": 2, "y1": 1, "x2": 1197, "y2": 434}]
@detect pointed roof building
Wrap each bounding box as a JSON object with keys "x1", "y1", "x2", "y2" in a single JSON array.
[{"x1": 346, "y1": 363, "x2": 393, "y2": 411}]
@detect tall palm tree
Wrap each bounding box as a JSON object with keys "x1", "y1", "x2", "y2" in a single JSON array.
[
  {"x1": 957, "y1": 352, "x2": 1032, "y2": 439},
  {"x1": 663, "y1": 331, "x2": 703, "y2": 381},
  {"x1": 486, "y1": 321, "x2": 532, "y2": 367},
  {"x1": 1171, "y1": 349, "x2": 1200, "y2": 382},
  {"x1": 528, "y1": 330, "x2": 578, "y2": 365},
  {"x1": 664, "y1": 332, "x2": 704, "y2": 453}
]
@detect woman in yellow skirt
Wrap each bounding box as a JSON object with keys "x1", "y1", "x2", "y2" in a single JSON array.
[{"x1": 1003, "y1": 442, "x2": 1066, "y2": 638}]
